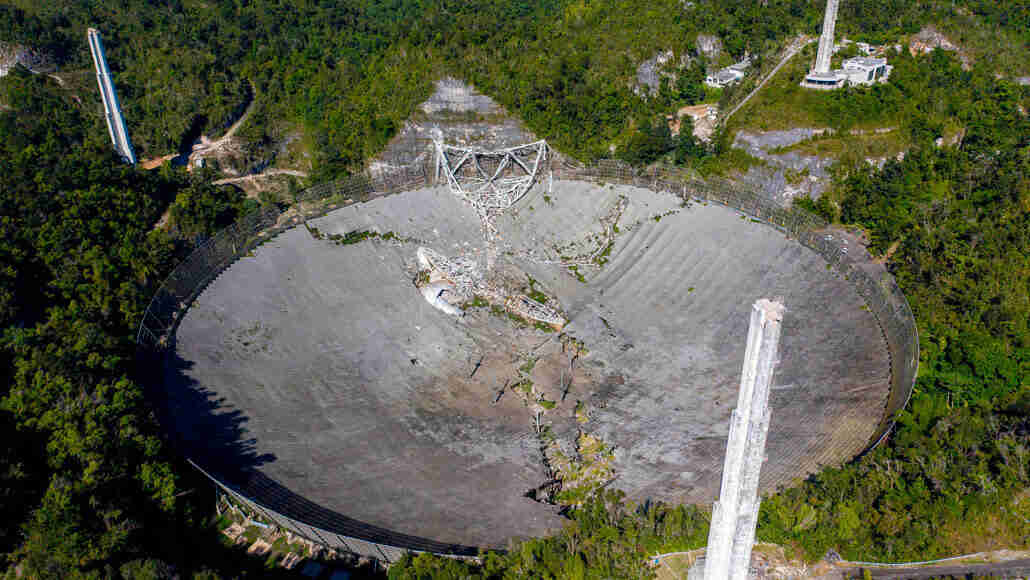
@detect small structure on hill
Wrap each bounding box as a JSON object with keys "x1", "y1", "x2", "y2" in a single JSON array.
[
  {"x1": 87, "y1": 28, "x2": 136, "y2": 164},
  {"x1": 802, "y1": 0, "x2": 892, "y2": 90},
  {"x1": 705, "y1": 59, "x2": 750, "y2": 88},
  {"x1": 855, "y1": 41, "x2": 877, "y2": 56}
]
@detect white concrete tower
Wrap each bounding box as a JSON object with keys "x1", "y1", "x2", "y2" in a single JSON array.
[
  {"x1": 87, "y1": 28, "x2": 136, "y2": 165},
  {"x1": 814, "y1": 0, "x2": 840, "y2": 74},
  {"x1": 705, "y1": 299, "x2": 784, "y2": 580},
  {"x1": 802, "y1": 0, "x2": 846, "y2": 89}
]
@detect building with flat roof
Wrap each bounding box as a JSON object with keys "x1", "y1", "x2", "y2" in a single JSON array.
[
  {"x1": 803, "y1": 71, "x2": 846, "y2": 89},
  {"x1": 705, "y1": 68, "x2": 745, "y2": 88},
  {"x1": 802, "y1": 0, "x2": 891, "y2": 90},
  {"x1": 705, "y1": 56, "x2": 750, "y2": 88},
  {"x1": 841, "y1": 56, "x2": 890, "y2": 85}
]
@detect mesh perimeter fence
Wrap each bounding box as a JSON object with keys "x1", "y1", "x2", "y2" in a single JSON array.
[{"x1": 136, "y1": 157, "x2": 918, "y2": 562}]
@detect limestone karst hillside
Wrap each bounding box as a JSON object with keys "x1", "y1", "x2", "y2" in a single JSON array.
[
  {"x1": 2, "y1": 0, "x2": 1026, "y2": 175},
  {"x1": 1, "y1": 1, "x2": 1028, "y2": 577}
]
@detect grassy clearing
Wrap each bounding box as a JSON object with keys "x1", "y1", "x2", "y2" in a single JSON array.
[
  {"x1": 726, "y1": 44, "x2": 824, "y2": 132},
  {"x1": 654, "y1": 553, "x2": 697, "y2": 580},
  {"x1": 460, "y1": 295, "x2": 489, "y2": 310},
  {"x1": 773, "y1": 130, "x2": 908, "y2": 161},
  {"x1": 728, "y1": 46, "x2": 901, "y2": 134}
]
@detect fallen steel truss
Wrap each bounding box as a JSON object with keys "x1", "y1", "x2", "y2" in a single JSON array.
[{"x1": 416, "y1": 246, "x2": 566, "y2": 327}]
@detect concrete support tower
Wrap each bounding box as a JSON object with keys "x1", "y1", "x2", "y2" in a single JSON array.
[
  {"x1": 814, "y1": 0, "x2": 840, "y2": 74},
  {"x1": 802, "y1": 0, "x2": 845, "y2": 89},
  {"x1": 87, "y1": 28, "x2": 136, "y2": 165},
  {"x1": 705, "y1": 299, "x2": 784, "y2": 580}
]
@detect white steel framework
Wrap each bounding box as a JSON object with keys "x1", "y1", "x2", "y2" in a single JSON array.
[{"x1": 434, "y1": 139, "x2": 547, "y2": 222}]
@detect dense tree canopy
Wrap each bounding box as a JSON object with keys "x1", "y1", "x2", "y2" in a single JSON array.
[
  {"x1": 0, "y1": 68, "x2": 257, "y2": 578},
  {"x1": 5, "y1": 0, "x2": 1026, "y2": 174},
  {"x1": 1, "y1": 1, "x2": 1028, "y2": 578}
]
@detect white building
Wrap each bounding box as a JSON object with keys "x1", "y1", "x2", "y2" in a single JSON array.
[
  {"x1": 705, "y1": 57, "x2": 750, "y2": 88},
  {"x1": 705, "y1": 68, "x2": 745, "y2": 88},
  {"x1": 856, "y1": 41, "x2": 876, "y2": 55},
  {"x1": 841, "y1": 56, "x2": 891, "y2": 85},
  {"x1": 802, "y1": 0, "x2": 891, "y2": 90},
  {"x1": 804, "y1": 56, "x2": 892, "y2": 89}
]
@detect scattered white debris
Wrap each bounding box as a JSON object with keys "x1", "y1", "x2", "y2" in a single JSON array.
[{"x1": 414, "y1": 247, "x2": 565, "y2": 327}]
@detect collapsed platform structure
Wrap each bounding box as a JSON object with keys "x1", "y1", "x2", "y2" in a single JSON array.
[{"x1": 424, "y1": 138, "x2": 565, "y2": 327}]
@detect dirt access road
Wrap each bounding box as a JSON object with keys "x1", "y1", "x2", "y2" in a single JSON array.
[
  {"x1": 140, "y1": 81, "x2": 255, "y2": 168},
  {"x1": 723, "y1": 36, "x2": 814, "y2": 123}
]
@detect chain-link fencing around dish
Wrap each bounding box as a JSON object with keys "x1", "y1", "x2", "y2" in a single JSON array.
[
  {"x1": 552, "y1": 158, "x2": 918, "y2": 452},
  {"x1": 136, "y1": 155, "x2": 917, "y2": 562}
]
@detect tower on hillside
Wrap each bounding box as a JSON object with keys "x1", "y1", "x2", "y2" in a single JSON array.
[
  {"x1": 814, "y1": 0, "x2": 840, "y2": 75},
  {"x1": 704, "y1": 299, "x2": 784, "y2": 580},
  {"x1": 88, "y1": 28, "x2": 136, "y2": 164},
  {"x1": 802, "y1": 0, "x2": 846, "y2": 89}
]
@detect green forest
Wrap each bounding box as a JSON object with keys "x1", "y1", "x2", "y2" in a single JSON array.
[{"x1": 1, "y1": 0, "x2": 1029, "y2": 578}]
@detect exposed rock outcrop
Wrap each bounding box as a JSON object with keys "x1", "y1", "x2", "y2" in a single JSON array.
[
  {"x1": 372, "y1": 78, "x2": 538, "y2": 172},
  {"x1": 695, "y1": 34, "x2": 723, "y2": 59},
  {"x1": 0, "y1": 42, "x2": 54, "y2": 76}
]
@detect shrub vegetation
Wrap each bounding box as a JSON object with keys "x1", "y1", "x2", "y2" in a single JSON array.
[{"x1": 1, "y1": 1, "x2": 1028, "y2": 577}]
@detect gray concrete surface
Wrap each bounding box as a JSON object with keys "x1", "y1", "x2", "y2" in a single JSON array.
[
  {"x1": 168, "y1": 180, "x2": 890, "y2": 549},
  {"x1": 501, "y1": 181, "x2": 888, "y2": 503}
]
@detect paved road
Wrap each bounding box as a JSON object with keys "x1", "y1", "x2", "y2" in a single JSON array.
[
  {"x1": 212, "y1": 169, "x2": 309, "y2": 185},
  {"x1": 857, "y1": 558, "x2": 1030, "y2": 579},
  {"x1": 723, "y1": 38, "x2": 814, "y2": 123}
]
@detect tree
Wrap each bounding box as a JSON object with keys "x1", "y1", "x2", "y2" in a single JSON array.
[
  {"x1": 676, "y1": 60, "x2": 706, "y2": 105},
  {"x1": 674, "y1": 117, "x2": 706, "y2": 165},
  {"x1": 619, "y1": 121, "x2": 675, "y2": 166}
]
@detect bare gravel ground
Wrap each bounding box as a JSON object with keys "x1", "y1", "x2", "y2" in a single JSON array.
[{"x1": 732, "y1": 129, "x2": 834, "y2": 206}]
